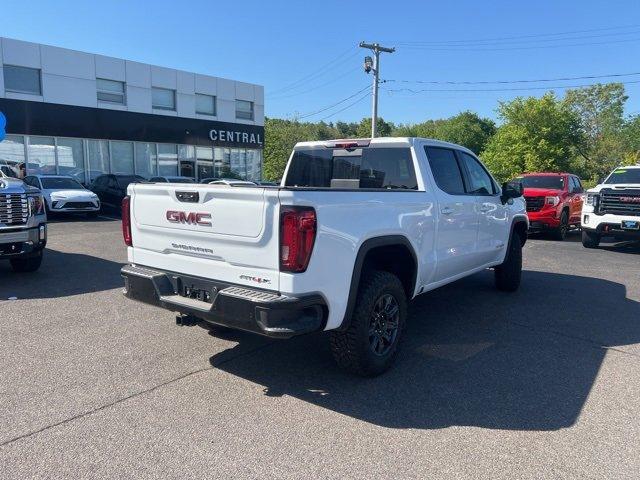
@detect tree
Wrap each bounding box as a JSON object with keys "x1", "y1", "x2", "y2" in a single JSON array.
[
  {"x1": 432, "y1": 111, "x2": 496, "y2": 154},
  {"x1": 481, "y1": 93, "x2": 583, "y2": 182},
  {"x1": 355, "y1": 117, "x2": 394, "y2": 137},
  {"x1": 564, "y1": 83, "x2": 628, "y2": 179},
  {"x1": 622, "y1": 114, "x2": 640, "y2": 165}
]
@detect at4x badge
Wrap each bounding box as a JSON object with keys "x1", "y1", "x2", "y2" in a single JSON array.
[{"x1": 239, "y1": 275, "x2": 271, "y2": 285}]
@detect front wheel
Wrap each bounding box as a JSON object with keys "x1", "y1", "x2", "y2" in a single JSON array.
[
  {"x1": 10, "y1": 250, "x2": 43, "y2": 273},
  {"x1": 495, "y1": 234, "x2": 522, "y2": 292},
  {"x1": 329, "y1": 270, "x2": 407, "y2": 377},
  {"x1": 551, "y1": 210, "x2": 569, "y2": 240},
  {"x1": 582, "y1": 230, "x2": 601, "y2": 248}
]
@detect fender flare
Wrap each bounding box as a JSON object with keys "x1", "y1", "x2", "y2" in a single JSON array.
[
  {"x1": 337, "y1": 235, "x2": 418, "y2": 332},
  {"x1": 508, "y1": 215, "x2": 529, "y2": 251}
]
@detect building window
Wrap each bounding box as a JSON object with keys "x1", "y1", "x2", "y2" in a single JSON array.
[
  {"x1": 195, "y1": 94, "x2": 216, "y2": 116},
  {"x1": 3, "y1": 65, "x2": 42, "y2": 95},
  {"x1": 87, "y1": 140, "x2": 109, "y2": 183},
  {"x1": 135, "y1": 143, "x2": 157, "y2": 178},
  {"x1": 28, "y1": 137, "x2": 56, "y2": 175},
  {"x1": 157, "y1": 144, "x2": 178, "y2": 176},
  {"x1": 152, "y1": 87, "x2": 176, "y2": 110},
  {"x1": 110, "y1": 141, "x2": 134, "y2": 175},
  {"x1": 235, "y1": 100, "x2": 254, "y2": 120},
  {"x1": 0, "y1": 135, "x2": 26, "y2": 178},
  {"x1": 97, "y1": 78, "x2": 126, "y2": 105},
  {"x1": 56, "y1": 138, "x2": 86, "y2": 184}
]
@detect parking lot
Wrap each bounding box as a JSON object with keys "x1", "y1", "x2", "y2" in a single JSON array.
[{"x1": 1, "y1": 217, "x2": 639, "y2": 479}]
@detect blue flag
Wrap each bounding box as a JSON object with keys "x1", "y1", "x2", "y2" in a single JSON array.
[{"x1": 0, "y1": 112, "x2": 6, "y2": 142}]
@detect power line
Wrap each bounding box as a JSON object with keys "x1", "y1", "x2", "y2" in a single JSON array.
[
  {"x1": 399, "y1": 36, "x2": 640, "y2": 51},
  {"x1": 266, "y1": 47, "x2": 359, "y2": 97},
  {"x1": 269, "y1": 66, "x2": 360, "y2": 100},
  {"x1": 392, "y1": 24, "x2": 640, "y2": 45},
  {"x1": 319, "y1": 91, "x2": 371, "y2": 121},
  {"x1": 384, "y1": 79, "x2": 640, "y2": 94},
  {"x1": 294, "y1": 85, "x2": 371, "y2": 119},
  {"x1": 383, "y1": 71, "x2": 640, "y2": 86}
]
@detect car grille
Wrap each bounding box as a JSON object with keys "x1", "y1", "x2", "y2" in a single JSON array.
[
  {"x1": 525, "y1": 196, "x2": 545, "y2": 212},
  {"x1": 0, "y1": 193, "x2": 28, "y2": 225},
  {"x1": 64, "y1": 201, "x2": 96, "y2": 209},
  {"x1": 599, "y1": 189, "x2": 640, "y2": 216}
]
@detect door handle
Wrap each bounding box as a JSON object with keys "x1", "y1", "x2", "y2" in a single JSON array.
[{"x1": 440, "y1": 206, "x2": 454, "y2": 215}]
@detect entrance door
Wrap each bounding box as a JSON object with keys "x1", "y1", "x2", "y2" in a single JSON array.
[{"x1": 179, "y1": 160, "x2": 195, "y2": 179}]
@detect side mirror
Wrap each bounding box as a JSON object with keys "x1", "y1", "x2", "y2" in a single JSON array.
[{"x1": 501, "y1": 181, "x2": 523, "y2": 204}]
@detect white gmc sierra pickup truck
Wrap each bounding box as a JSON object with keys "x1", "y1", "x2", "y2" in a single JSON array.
[
  {"x1": 121, "y1": 138, "x2": 528, "y2": 375},
  {"x1": 581, "y1": 165, "x2": 640, "y2": 248}
]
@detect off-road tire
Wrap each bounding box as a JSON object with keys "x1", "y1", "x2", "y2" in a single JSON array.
[
  {"x1": 495, "y1": 234, "x2": 522, "y2": 292},
  {"x1": 551, "y1": 210, "x2": 569, "y2": 240},
  {"x1": 581, "y1": 230, "x2": 601, "y2": 249},
  {"x1": 329, "y1": 270, "x2": 407, "y2": 377},
  {"x1": 10, "y1": 250, "x2": 43, "y2": 273}
]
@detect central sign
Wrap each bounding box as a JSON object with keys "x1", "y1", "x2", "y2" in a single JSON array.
[{"x1": 209, "y1": 129, "x2": 263, "y2": 146}]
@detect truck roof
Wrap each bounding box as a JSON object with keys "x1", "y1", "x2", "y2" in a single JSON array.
[
  {"x1": 521, "y1": 172, "x2": 573, "y2": 177},
  {"x1": 293, "y1": 137, "x2": 475, "y2": 154}
]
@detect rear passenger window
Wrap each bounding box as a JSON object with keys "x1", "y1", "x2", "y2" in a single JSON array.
[
  {"x1": 424, "y1": 147, "x2": 465, "y2": 195},
  {"x1": 459, "y1": 151, "x2": 496, "y2": 195},
  {"x1": 285, "y1": 147, "x2": 418, "y2": 190}
]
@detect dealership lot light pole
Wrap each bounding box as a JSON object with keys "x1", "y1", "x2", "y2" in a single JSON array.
[{"x1": 359, "y1": 41, "x2": 395, "y2": 138}]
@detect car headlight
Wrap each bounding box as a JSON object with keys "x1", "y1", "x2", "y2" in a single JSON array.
[
  {"x1": 586, "y1": 193, "x2": 599, "y2": 207},
  {"x1": 545, "y1": 196, "x2": 560, "y2": 207},
  {"x1": 27, "y1": 194, "x2": 45, "y2": 215}
]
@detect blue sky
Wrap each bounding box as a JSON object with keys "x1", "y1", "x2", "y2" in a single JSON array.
[{"x1": 1, "y1": 0, "x2": 639, "y2": 124}]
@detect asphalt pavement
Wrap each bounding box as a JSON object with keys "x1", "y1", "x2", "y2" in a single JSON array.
[{"x1": 1, "y1": 217, "x2": 639, "y2": 479}]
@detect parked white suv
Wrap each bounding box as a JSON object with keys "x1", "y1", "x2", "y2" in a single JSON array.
[
  {"x1": 121, "y1": 138, "x2": 528, "y2": 375},
  {"x1": 581, "y1": 165, "x2": 640, "y2": 248}
]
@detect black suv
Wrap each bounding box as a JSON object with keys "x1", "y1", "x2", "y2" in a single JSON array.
[{"x1": 89, "y1": 174, "x2": 145, "y2": 212}]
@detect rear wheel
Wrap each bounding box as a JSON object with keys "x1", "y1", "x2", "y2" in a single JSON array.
[
  {"x1": 495, "y1": 234, "x2": 522, "y2": 292},
  {"x1": 551, "y1": 210, "x2": 569, "y2": 240},
  {"x1": 10, "y1": 250, "x2": 43, "y2": 273},
  {"x1": 582, "y1": 230, "x2": 601, "y2": 248},
  {"x1": 329, "y1": 270, "x2": 407, "y2": 377}
]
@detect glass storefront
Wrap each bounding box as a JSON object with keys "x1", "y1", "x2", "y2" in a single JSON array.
[{"x1": 0, "y1": 135, "x2": 263, "y2": 184}]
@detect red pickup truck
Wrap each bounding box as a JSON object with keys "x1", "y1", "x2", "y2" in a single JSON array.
[{"x1": 515, "y1": 172, "x2": 584, "y2": 240}]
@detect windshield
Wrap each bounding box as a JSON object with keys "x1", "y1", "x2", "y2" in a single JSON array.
[
  {"x1": 516, "y1": 175, "x2": 564, "y2": 190},
  {"x1": 170, "y1": 178, "x2": 195, "y2": 183},
  {"x1": 41, "y1": 177, "x2": 85, "y2": 189},
  {"x1": 605, "y1": 168, "x2": 640, "y2": 184}
]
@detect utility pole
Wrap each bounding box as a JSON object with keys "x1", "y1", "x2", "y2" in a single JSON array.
[{"x1": 359, "y1": 41, "x2": 395, "y2": 137}]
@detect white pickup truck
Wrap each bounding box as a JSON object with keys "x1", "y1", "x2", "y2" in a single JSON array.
[
  {"x1": 581, "y1": 165, "x2": 640, "y2": 247},
  {"x1": 121, "y1": 138, "x2": 528, "y2": 375}
]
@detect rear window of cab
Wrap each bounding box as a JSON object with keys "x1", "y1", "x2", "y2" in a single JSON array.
[{"x1": 285, "y1": 147, "x2": 418, "y2": 190}]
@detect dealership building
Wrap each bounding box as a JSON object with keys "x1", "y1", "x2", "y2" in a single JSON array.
[{"x1": 0, "y1": 37, "x2": 264, "y2": 183}]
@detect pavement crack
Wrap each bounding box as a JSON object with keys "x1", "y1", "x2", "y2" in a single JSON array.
[{"x1": 0, "y1": 340, "x2": 276, "y2": 448}]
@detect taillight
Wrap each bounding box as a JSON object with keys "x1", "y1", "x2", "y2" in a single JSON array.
[
  {"x1": 122, "y1": 196, "x2": 132, "y2": 246},
  {"x1": 280, "y1": 207, "x2": 316, "y2": 272}
]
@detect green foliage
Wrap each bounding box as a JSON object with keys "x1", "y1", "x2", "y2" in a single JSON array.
[
  {"x1": 564, "y1": 83, "x2": 629, "y2": 179},
  {"x1": 262, "y1": 83, "x2": 638, "y2": 183},
  {"x1": 481, "y1": 93, "x2": 582, "y2": 182}
]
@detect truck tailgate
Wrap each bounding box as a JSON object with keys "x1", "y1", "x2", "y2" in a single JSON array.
[{"x1": 128, "y1": 184, "x2": 281, "y2": 290}]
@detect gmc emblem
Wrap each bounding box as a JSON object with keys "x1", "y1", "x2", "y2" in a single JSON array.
[
  {"x1": 620, "y1": 196, "x2": 640, "y2": 204},
  {"x1": 166, "y1": 210, "x2": 212, "y2": 226}
]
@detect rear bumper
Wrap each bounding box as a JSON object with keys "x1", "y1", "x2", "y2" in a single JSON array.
[{"x1": 121, "y1": 264, "x2": 327, "y2": 339}]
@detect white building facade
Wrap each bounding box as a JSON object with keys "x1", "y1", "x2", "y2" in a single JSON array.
[{"x1": 0, "y1": 37, "x2": 265, "y2": 183}]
